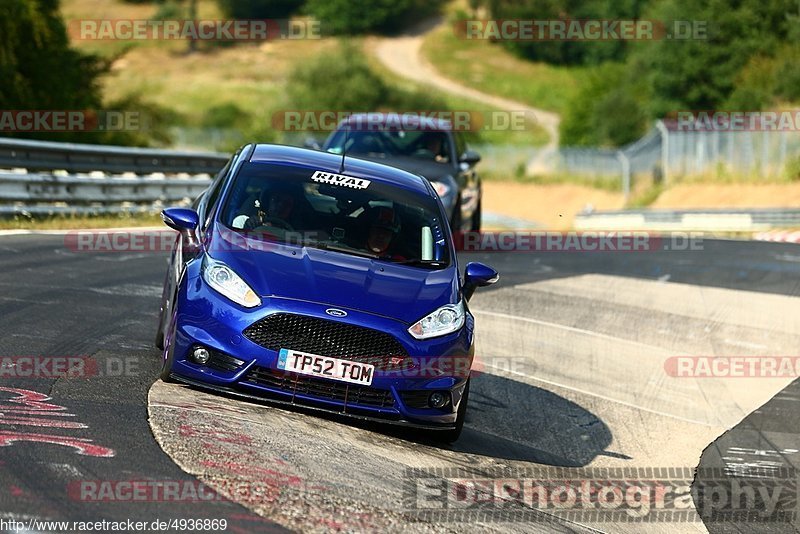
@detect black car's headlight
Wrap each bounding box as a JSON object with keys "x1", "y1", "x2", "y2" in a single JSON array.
[
  {"x1": 202, "y1": 256, "x2": 261, "y2": 308},
  {"x1": 431, "y1": 181, "x2": 452, "y2": 199},
  {"x1": 408, "y1": 300, "x2": 465, "y2": 340}
]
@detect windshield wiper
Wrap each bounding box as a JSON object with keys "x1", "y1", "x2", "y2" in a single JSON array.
[
  {"x1": 379, "y1": 257, "x2": 446, "y2": 268},
  {"x1": 308, "y1": 241, "x2": 380, "y2": 259}
]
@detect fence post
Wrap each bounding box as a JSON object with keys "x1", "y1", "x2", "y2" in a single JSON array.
[
  {"x1": 617, "y1": 150, "x2": 631, "y2": 202},
  {"x1": 655, "y1": 120, "x2": 669, "y2": 185}
]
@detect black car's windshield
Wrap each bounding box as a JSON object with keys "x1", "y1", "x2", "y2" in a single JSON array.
[
  {"x1": 219, "y1": 163, "x2": 450, "y2": 268},
  {"x1": 325, "y1": 129, "x2": 451, "y2": 163}
]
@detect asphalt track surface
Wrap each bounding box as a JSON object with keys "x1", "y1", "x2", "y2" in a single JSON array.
[{"x1": 0, "y1": 232, "x2": 799, "y2": 533}]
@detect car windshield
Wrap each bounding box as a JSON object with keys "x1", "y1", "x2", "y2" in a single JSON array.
[
  {"x1": 219, "y1": 162, "x2": 450, "y2": 268},
  {"x1": 325, "y1": 129, "x2": 451, "y2": 163}
]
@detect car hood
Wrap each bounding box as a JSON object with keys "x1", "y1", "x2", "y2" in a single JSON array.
[
  {"x1": 207, "y1": 226, "x2": 459, "y2": 325},
  {"x1": 352, "y1": 154, "x2": 455, "y2": 182}
]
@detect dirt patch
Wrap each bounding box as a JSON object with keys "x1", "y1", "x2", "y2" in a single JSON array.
[
  {"x1": 651, "y1": 183, "x2": 800, "y2": 209},
  {"x1": 483, "y1": 182, "x2": 625, "y2": 229}
]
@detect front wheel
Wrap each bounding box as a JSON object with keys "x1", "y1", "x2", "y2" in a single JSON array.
[
  {"x1": 159, "y1": 310, "x2": 178, "y2": 383},
  {"x1": 433, "y1": 379, "x2": 470, "y2": 443}
]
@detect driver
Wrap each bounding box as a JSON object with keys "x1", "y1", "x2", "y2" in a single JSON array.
[
  {"x1": 365, "y1": 206, "x2": 402, "y2": 256},
  {"x1": 419, "y1": 133, "x2": 448, "y2": 163},
  {"x1": 257, "y1": 189, "x2": 295, "y2": 227}
]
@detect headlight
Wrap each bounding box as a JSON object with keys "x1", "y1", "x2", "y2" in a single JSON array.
[
  {"x1": 431, "y1": 181, "x2": 451, "y2": 199},
  {"x1": 202, "y1": 256, "x2": 261, "y2": 308},
  {"x1": 408, "y1": 300, "x2": 465, "y2": 339}
]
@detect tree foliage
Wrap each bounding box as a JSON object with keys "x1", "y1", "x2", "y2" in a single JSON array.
[
  {"x1": 305, "y1": 0, "x2": 442, "y2": 35},
  {"x1": 215, "y1": 0, "x2": 305, "y2": 19},
  {"x1": 0, "y1": 0, "x2": 104, "y2": 111},
  {"x1": 487, "y1": 0, "x2": 651, "y2": 65}
]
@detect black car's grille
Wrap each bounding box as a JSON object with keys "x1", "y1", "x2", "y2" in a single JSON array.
[
  {"x1": 243, "y1": 313, "x2": 411, "y2": 371},
  {"x1": 244, "y1": 366, "x2": 395, "y2": 408}
]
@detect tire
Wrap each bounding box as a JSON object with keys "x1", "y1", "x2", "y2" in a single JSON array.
[
  {"x1": 154, "y1": 264, "x2": 173, "y2": 350},
  {"x1": 433, "y1": 379, "x2": 470, "y2": 443},
  {"x1": 159, "y1": 310, "x2": 178, "y2": 383},
  {"x1": 154, "y1": 311, "x2": 166, "y2": 350},
  {"x1": 470, "y1": 200, "x2": 482, "y2": 233}
]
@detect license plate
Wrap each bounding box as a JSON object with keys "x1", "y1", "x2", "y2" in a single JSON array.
[{"x1": 277, "y1": 348, "x2": 375, "y2": 386}]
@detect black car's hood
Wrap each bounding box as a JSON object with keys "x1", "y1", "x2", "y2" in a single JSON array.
[{"x1": 352, "y1": 154, "x2": 455, "y2": 182}]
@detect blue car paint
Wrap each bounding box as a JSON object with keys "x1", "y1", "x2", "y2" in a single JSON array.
[{"x1": 160, "y1": 144, "x2": 492, "y2": 430}]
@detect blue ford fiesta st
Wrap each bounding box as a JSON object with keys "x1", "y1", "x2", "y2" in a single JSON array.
[{"x1": 155, "y1": 144, "x2": 498, "y2": 441}]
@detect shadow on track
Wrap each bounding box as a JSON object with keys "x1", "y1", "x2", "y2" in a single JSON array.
[{"x1": 693, "y1": 376, "x2": 800, "y2": 533}]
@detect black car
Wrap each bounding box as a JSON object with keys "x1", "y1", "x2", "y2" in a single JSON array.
[{"x1": 316, "y1": 113, "x2": 482, "y2": 232}]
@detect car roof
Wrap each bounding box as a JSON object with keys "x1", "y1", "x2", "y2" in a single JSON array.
[
  {"x1": 249, "y1": 144, "x2": 432, "y2": 196},
  {"x1": 341, "y1": 112, "x2": 454, "y2": 132}
]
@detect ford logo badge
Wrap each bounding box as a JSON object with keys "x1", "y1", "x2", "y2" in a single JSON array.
[{"x1": 325, "y1": 308, "x2": 347, "y2": 318}]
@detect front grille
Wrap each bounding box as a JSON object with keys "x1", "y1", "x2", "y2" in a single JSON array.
[
  {"x1": 244, "y1": 366, "x2": 395, "y2": 408},
  {"x1": 243, "y1": 313, "x2": 411, "y2": 371}
]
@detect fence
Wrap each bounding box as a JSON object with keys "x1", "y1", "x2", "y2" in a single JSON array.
[
  {"x1": 477, "y1": 119, "x2": 800, "y2": 200},
  {"x1": 0, "y1": 138, "x2": 226, "y2": 216}
]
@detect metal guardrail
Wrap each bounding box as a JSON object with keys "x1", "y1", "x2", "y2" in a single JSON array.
[
  {"x1": 0, "y1": 138, "x2": 228, "y2": 175},
  {"x1": 574, "y1": 208, "x2": 800, "y2": 231},
  {"x1": 0, "y1": 138, "x2": 226, "y2": 216}
]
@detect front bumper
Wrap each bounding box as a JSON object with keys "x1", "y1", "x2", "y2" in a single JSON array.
[{"x1": 166, "y1": 266, "x2": 474, "y2": 429}]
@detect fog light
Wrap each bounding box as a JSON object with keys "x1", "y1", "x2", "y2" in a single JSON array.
[
  {"x1": 428, "y1": 391, "x2": 450, "y2": 409},
  {"x1": 191, "y1": 346, "x2": 211, "y2": 365}
]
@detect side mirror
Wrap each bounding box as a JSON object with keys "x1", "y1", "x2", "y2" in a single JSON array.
[
  {"x1": 161, "y1": 208, "x2": 199, "y2": 233},
  {"x1": 459, "y1": 149, "x2": 481, "y2": 166},
  {"x1": 463, "y1": 262, "x2": 499, "y2": 301}
]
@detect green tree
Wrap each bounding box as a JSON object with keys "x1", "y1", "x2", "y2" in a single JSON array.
[
  {"x1": 487, "y1": 0, "x2": 652, "y2": 65},
  {"x1": 0, "y1": 0, "x2": 174, "y2": 145},
  {"x1": 305, "y1": 0, "x2": 442, "y2": 35},
  {"x1": 560, "y1": 63, "x2": 649, "y2": 146},
  {"x1": 215, "y1": 0, "x2": 304, "y2": 19},
  {"x1": 636, "y1": 0, "x2": 796, "y2": 115},
  {"x1": 0, "y1": 0, "x2": 104, "y2": 111}
]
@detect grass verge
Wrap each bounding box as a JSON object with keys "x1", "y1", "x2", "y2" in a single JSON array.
[
  {"x1": 0, "y1": 213, "x2": 163, "y2": 230},
  {"x1": 420, "y1": 17, "x2": 587, "y2": 116}
]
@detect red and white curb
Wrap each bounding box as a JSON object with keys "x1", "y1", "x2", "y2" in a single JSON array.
[{"x1": 754, "y1": 230, "x2": 800, "y2": 244}]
